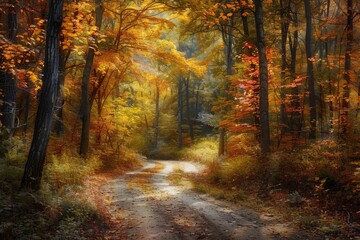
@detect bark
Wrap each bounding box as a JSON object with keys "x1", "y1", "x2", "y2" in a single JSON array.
[
  {"x1": 325, "y1": 0, "x2": 334, "y2": 131},
  {"x1": 22, "y1": 79, "x2": 31, "y2": 137},
  {"x1": 177, "y1": 76, "x2": 183, "y2": 149},
  {"x1": 254, "y1": 0, "x2": 270, "y2": 153},
  {"x1": 79, "y1": 0, "x2": 103, "y2": 156},
  {"x1": 21, "y1": 0, "x2": 64, "y2": 190},
  {"x1": 241, "y1": 12, "x2": 249, "y2": 37},
  {"x1": 304, "y1": 0, "x2": 317, "y2": 139},
  {"x1": 340, "y1": 0, "x2": 353, "y2": 140},
  {"x1": 218, "y1": 14, "x2": 234, "y2": 156},
  {"x1": 280, "y1": 0, "x2": 290, "y2": 135},
  {"x1": 289, "y1": 3, "x2": 301, "y2": 136},
  {"x1": 317, "y1": 0, "x2": 328, "y2": 138},
  {"x1": 185, "y1": 76, "x2": 194, "y2": 141},
  {"x1": 153, "y1": 85, "x2": 160, "y2": 149},
  {"x1": 0, "y1": 0, "x2": 18, "y2": 135},
  {"x1": 53, "y1": 45, "x2": 67, "y2": 136},
  {"x1": 195, "y1": 81, "x2": 201, "y2": 118}
]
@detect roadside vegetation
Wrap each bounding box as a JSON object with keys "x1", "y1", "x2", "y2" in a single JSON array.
[
  {"x1": 172, "y1": 137, "x2": 360, "y2": 239},
  {"x1": 0, "y1": 136, "x2": 140, "y2": 239}
]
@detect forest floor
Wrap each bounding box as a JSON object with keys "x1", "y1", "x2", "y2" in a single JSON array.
[{"x1": 85, "y1": 160, "x2": 324, "y2": 240}]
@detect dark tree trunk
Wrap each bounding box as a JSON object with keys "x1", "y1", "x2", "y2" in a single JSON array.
[
  {"x1": 21, "y1": 0, "x2": 64, "y2": 190},
  {"x1": 280, "y1": 0, "x2": 289, "y2": 136},
  {"x1": 79, "y1": 0, "x2": 103, "y2": 156},
  {"x1": 177, "y1": 76, "x2": 183, "y2": 149},
  {"x1": 54, "y1": 46, "x2": 67, "y2": 136},
  {"x1": 340, "y1": 0, "x2": 353, "y2": 140},
  {"x1": 0, "y1": 0, "x2": 18, "y2": 135},
  {"x1": 195, "y1": 81, "x2": 201, "y2": 117},
  {"x1": 153, "y1": 85, "x2": 160, "y2": 149},
  {"x1": 185, "y1": 76, "x2": 194, "y2": 141},
  {"x1": 218, "y1": 15, "x2": 234, "y2": 156},
  {"x1": 8, "y1": 0, "x2": 18, "y2": 41},
  {"x1": 22, "y1": 79, "x2": 32, "y2": 138},
  {"x1": 289, "y1": 3, "x2": 301, "y2": 137},
  {"x1": 304, "y1": 0, "x2": 317, "y2": 139},
  {"x1": 254, "y1": 0, "x2": 270, "y2": 153},
  {"x1": 241, "y1": 13, "x2": 249, "y2": 37}
]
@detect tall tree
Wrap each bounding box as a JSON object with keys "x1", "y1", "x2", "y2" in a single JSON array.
[
  {"x1": 279, "y1": 0, "x2": 290, "y2": 136},
  {"x1": 0, "y1": 0, "x2": 18, "y2": 135},
  {"x1": 254, "y1": 0, "x2": 270, "y2": 153},
  {"x1": 21, "y1": 0, "x2": 64, "y2": 190},
  {"x1": 184, "y1": 76, "x2": 194, "y2": 141},
  {"x1": 304, "y1": 0, "x2": 317, "y2": 139},
  {"x1": 153, "y1": 83, "x2": 160, "y2": 149},
  {"x1": 177, "y1": 75, "x2": 183, "y2": 149},
  {"x1": 288, "y1": 3, "x2": 301, "y2": 136},
  {"x1": 340, "y1": 0, "x2": 353, "y2": 140},
  {"x1": 79, "y1": 0, "x2": 104, "y2": 156},
  {"x1": 219, "y1": 14, "x2": 234, "y2": 156}
]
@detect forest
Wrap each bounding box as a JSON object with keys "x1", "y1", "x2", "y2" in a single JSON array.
[{"x1": 0, "y1": 0, "x2": 359, "y2": 239}]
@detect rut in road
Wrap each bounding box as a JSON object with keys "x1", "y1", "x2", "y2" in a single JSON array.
[{"x1": 100, "y1": 160, "x2": 312, "y2": 240}]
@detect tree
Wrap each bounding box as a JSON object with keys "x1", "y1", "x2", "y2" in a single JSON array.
[
  {"x1": 254, "y1": 0, "x2": 270, "y2": 153},
  {"x1": 279, "y1": 0, "x2": 290, "y2": 136},
  {"x1": 79, "y1": 0, "x2": 104, "y2": 156},
  {"x1": 177, "y1": 75, "x2": 183, "y2": 149},
  {"x1": 21, "y1": 0, "x2": 64, "y2": 190},
  {"x1": 340, "y1": 0, "x2": 353, "y2": 140},
  {"x1": 0, "y1": 0, "x2": 18, "y2": 135},
  {"x1": 304, "y1": 0, "x2": 317, "y2": 139}
]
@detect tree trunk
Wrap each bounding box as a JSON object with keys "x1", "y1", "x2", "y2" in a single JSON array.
[
  {"x1": 54, "y1": 46, "x2": 67, "y2": 136},
  {"x1": 185, "y1": 76, "x2": 194, "y2": 141},
  {"x1": 0, "y1": 0, "x2": 18, "y2": 136},
  {"x1": 340, "y1": 0, "x2": 353, "y2": 140},
  {"x1": 79, "y1": 0, "x2": 103, "y2": 156},
  {"x1": 22, "y1": 79, "x2": 31, "y2": 138},
  {"x1": 289, "y1": 3, "x2": 301, "y2": 137},
  {"x1": 153, "y1": 85, "x2": 160, "y2": 149},
  {"x1": 218, "y1": 14, "x2": 234, "y2": 156},
  {"x1": 241, "y1": 12, "x2": 249, "y2": 37},
  {"x1": 304, "y1": 0, "x2": 317, "y2": 139},
  {"x1": 21, "y1": 0, "x2": 64, "y2": 190},
  {"x1": 280, "y1": 0, "x2": 289, "y2": 136},
  {"x1": 177, "y1": 76, "x2": 183, "y2": 149},
  {"x1": 254, "y1": 0, "x2": 270, "y2": 153}
]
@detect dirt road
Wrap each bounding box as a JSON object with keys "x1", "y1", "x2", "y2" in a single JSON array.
[{"x1": 100, "y1": 160, "x2": 311, "y2": 240}]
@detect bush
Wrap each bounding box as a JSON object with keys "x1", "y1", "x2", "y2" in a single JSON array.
[
  {"x1": 0, "y1": 136, "x2": 28, "y2": 188},
  {"x1": 198, "y1": 140, "x2": 359, "y2": 208},
  {"x1": 201, "y1": 155, "x2": 259, "y2": 189},
  {"x1": 96, "y1": 146, "x2": 141, "y2": 170},
  {"x1": 45, "y1": 152, "x2": 102, "y2": 189},
  {"x1": 180, "y1": 137, "x2": 218, "y2": 162}
]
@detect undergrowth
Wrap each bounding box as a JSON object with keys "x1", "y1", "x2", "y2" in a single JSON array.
[
  {"x1": 191, "y1": 138, "x2": 359, "y2": 238},
  {"x1": 0, "y1": 136, "x2": 140, "y2": 239},
  {"x1": 179, "y1": 137, "x2": 218, "y2": 162}
]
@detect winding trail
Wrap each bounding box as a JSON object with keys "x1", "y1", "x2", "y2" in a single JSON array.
[{"x1": 99, "y1": 160, "x2": 312, "y2": 240}]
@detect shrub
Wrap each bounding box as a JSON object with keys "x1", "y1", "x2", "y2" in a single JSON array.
[
  {"x1": 0, "y1": 136, "x2": 28, "y2": 188},
  {"x1": 180, "y1": 137, "x2": 218, "y2": 162},
  {"x1": 45, "y1": 152, "x2": 102, "y2": 189}
]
